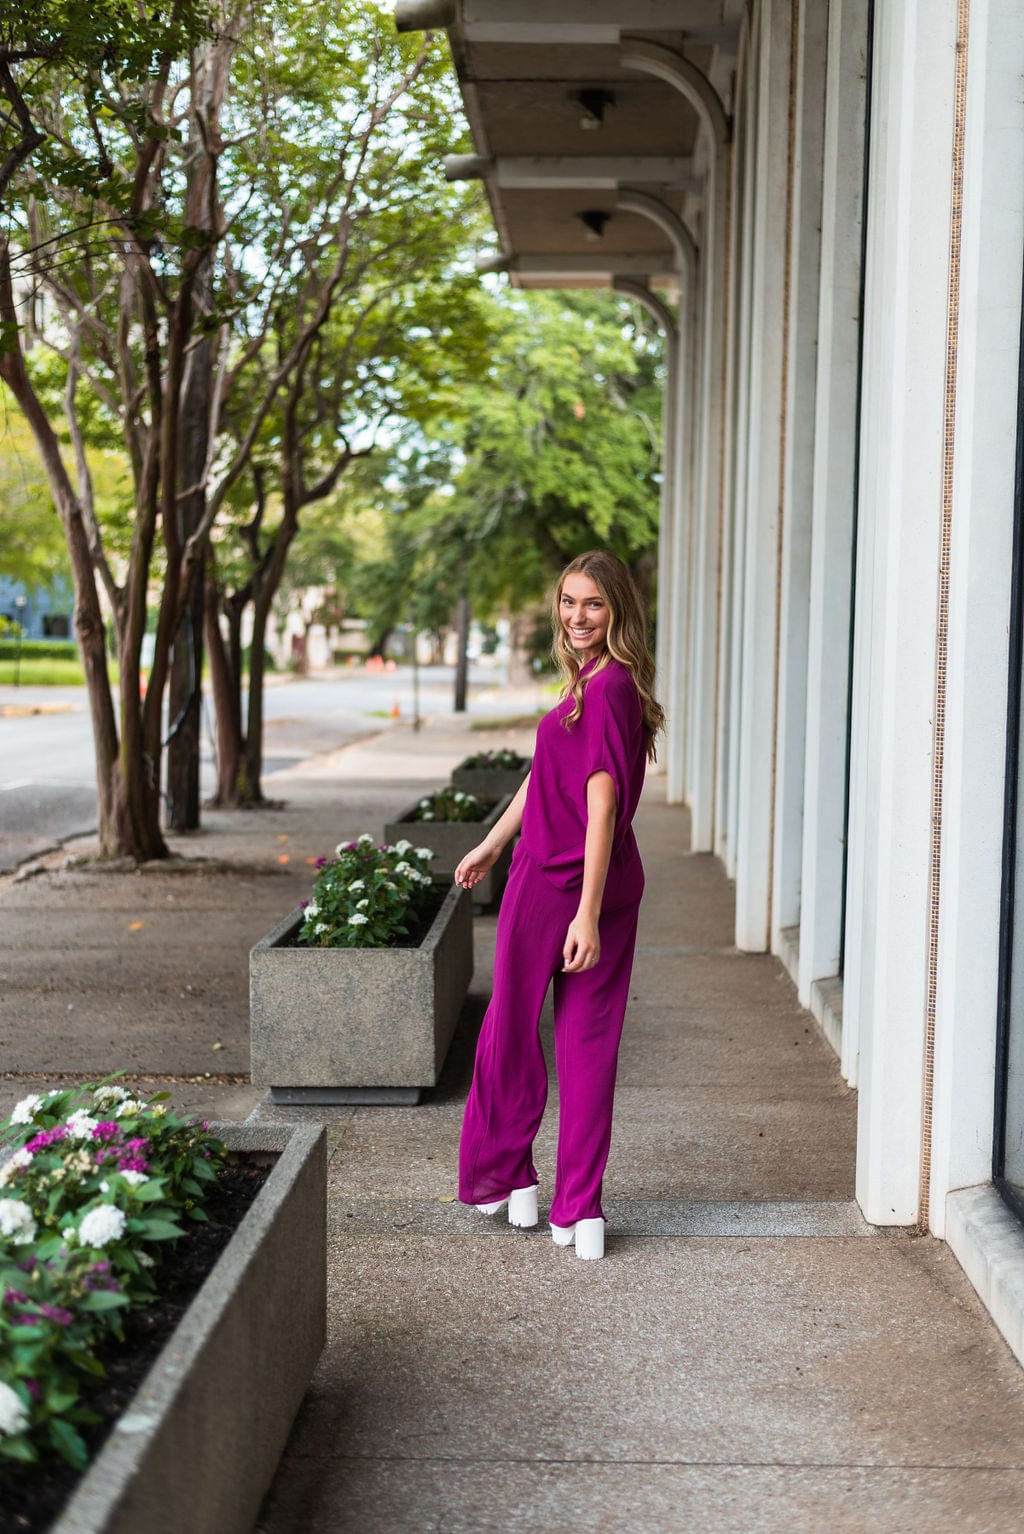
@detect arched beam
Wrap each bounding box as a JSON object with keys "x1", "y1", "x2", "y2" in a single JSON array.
[
  {"x1": 612, "y1": 277, "x2": 677, "y2": 342},
  {"x1": 622, "y1": 41, "x2": 732, "y2": 848},
  {"x1": 619, "y1": 36, "x2": 730, "y2": 145},
  {"x1": 616, "y1": 187, "x2": 697, "y2": 277},
  {"x1": 615, "y1": 191, "x2": 697, "y2": 803}
]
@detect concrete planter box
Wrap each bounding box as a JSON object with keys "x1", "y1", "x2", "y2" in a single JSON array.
[
  {"x1": 451, "y1": 757, "x2": 531, "y2": 801},
  {"x1": 52, "y1": 1123, "x2": 326, "y2": 1534},
  {"x1": 384, "y1": 792, "x2": 514, "y2": 906},
  {"x1": 249, "y1": 881, "x2": 473, "y2": 1105}
]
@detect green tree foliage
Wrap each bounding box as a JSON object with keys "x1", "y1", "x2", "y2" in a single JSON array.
[
  {"x1": 348, "y1": 287, "x2": 665, "y2": 652},
  {"x1": 0, "y1": 1, "x2": 490, "y2": 841}
]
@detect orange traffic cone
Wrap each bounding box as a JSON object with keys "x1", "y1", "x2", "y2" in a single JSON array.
[{"x1": 390, "y1": 699, "x2": 401, "y2": 719}]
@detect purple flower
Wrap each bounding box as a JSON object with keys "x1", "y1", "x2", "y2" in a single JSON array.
[
  {"x1": 315, "y1": 857, "x2": 327, "y2": 869},
  {"x1": 3, "y1": 1289, "x2": 29, "y2": 1306},
  {"x1": 299, "y1": 899, "x2": 309, "y2": 909},
  {"x1": 91, "y1": 1122, "x2": 120, "y2": 1142},
  {"x1": 38, "y1": 1303, "x2": 73, "y2": 1327},
  {"x1": 24, "y1": 1125, "x2": 66, "y2": 1153},
  {"x1": 24, "y1": 1379, "x2": 41, "y2": 1402}
]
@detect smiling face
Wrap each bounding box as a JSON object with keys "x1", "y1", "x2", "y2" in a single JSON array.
[{"x1": 559, "y1": 571, "x2": 611, "y2": 660}]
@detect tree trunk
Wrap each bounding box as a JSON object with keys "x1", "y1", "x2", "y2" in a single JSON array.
[
  {"x1": 166, "y1": 332, "x2": 213, "y2": 829},
  {"x1": 0, "y1": 233, "x2": 166, "y2": 860},
  {"x1": 204, "y1": 575, "x2": 262, "y2": 808},
  {"x1": 166, "y1": 589, "x2": 204, "y2": 830},
  {"x1": 454, "y1": 592, "x2": 469, "y2": 713}
]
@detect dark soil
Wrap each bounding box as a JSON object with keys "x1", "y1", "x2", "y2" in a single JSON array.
[{"x1": 0, "y1": 1163, "x2": 268, "y2": 1534}]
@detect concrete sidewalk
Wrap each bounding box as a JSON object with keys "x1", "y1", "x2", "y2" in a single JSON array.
[
  {"x1": 3, "y1": 704, "x2": 1024, "y2": 1531},
  {"x1": 250, "y1": 786, "x2": 1024, "y2": 1532}
]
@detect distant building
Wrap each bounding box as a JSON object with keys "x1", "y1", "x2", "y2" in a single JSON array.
[{"x1": 0, "y1": 576, "x2": 73, "y2": 639}]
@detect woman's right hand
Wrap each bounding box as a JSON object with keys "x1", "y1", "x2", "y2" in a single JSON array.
[{"x1": 454, "y1": 842, "x2": 499, "y2": 889}]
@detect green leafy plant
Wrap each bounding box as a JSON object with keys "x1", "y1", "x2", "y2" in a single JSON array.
[
  {"x1": 460, "y1": 749, "x2": 528, "y2": 771},
  {"x1": 297, "y1": 834, "x2": 437, "y2": 949},
  {"x1": 411, "y1": 788, "x2": 486, "y2": 824},
  {"x1": 0, "y1": 1081, "x2": 227, "y2": 1471}
]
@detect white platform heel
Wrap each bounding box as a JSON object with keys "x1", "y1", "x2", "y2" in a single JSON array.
[
  {"x1": 475, "y1": 1185, "x2": 539, "y2": 1228},
  {"x1": 550, "y1": 1217, "x2": 605, "y2": 1260}
]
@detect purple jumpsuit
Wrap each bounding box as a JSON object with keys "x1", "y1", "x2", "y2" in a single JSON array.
[{"x1": 458, "y1": 656, "x2": 647, "y2": 1226}]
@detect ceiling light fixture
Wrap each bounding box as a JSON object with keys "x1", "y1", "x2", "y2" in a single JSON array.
[
  {"x1": 573, "y1": 89, "x2": 615, "y2": 131},
  {"x1": 578, "y1": 210, "x2": 611, "y2": 243}
]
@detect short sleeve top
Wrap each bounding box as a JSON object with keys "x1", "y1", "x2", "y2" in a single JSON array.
[{"x1": 519, "y1": 656, "x2": 646, "y2": 904}]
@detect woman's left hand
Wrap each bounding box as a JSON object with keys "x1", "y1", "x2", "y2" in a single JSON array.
[{"x1": 563, "y1": 914, "x2": 601, "y2": 973}]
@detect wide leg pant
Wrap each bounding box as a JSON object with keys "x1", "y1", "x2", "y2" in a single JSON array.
[{"x1": 458, "y1": 843, "x2": 640, "y2": 1226}]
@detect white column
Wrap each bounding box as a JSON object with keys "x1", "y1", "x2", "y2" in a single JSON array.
[
  {"x1": 734, "y1": 0, "x2": 792, "y2": 951},
  {"x1": 929, "y1": 0, "x2": 1024, "y2": 1236},
  {"x1": 722, "y1": 16, "x2": 758, "y2": 880},
  {"x1": 667, "y1": 254, "x2": 698, "y2": 804},
  {"x1": 845, "y1": 0, "x2": 958, "y2": 1225},
  {"x1": 615, "y1": 279, "x2": 680, "y2": 749},
  {"x1": 686, "y1": 139, "x2": 731, "y2": 853},
  {"x1": 797, "y1": 0, "x2": 870, "y2": 1013},
  {"x1": 771, "y1": 0, "x2": 828, "y2": 950}
]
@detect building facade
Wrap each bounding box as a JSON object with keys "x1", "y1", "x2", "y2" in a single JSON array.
[{"x1": 395, "y1": 0, "x2": 1024, "y2": 1365}]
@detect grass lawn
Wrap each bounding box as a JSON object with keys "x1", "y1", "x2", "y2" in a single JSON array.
[{"x1": 0, "y1": 658, "x2": 120, "y2": 686}]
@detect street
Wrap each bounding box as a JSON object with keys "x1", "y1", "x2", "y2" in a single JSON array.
[{"x1": 0, "y1": 663, "x2": 532, "y2": 871}]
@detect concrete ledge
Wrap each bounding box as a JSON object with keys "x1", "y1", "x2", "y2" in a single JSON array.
[
  {"x1": 250, "y1": 882, "x2": 473, "y2": 1091},
  {"x1": 384, "y1": 793, "x2": 514, "y2": 906},
  {"x1": 777, "y1": 924, "x2": 800, "y2": 988},
  {"x1": 53, "y1": 1123, "x2": 327, "y2": 1534},
  {"x1": 946, "y1": 1183, "x2": 1024, "y2": 1369},
  {"x1": 810, "y1": 973, "x2": 843, "y2": 1058},
  {"x1": 451, "y1": 759, "x2": 531, "y2": 800}
]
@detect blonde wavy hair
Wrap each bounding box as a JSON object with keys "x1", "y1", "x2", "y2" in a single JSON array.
[{"x1": 551, "y1": 550, "x2": 665, "y2": 764}]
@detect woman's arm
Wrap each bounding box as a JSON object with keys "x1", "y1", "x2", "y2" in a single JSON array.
[
  {"x1": 453, "y1": 772, "x2": 531, "y2": 889},
  {"x1": 562, "y1": 770, "x2": 616, "y2": 973}
]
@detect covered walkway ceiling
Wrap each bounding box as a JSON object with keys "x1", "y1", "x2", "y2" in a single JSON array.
[{"x1": 396, "y1": 0, "x2": 742, "y2": 292}]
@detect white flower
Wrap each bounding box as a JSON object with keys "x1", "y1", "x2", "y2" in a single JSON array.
[
  {"x1": 348, "y1": 913, "x2": 369, "y2": 926},
  {"x1": 65, "y1": 1150, "x2": 92, "y2": 1175},
  {"x1": 137, "y1": 1250, "x2": 155, "y2": 1268},
  {"x1": 305, "y1": 900, "x2": 319, "y2": 919},
  {"x1": 315, "y1": 922, "x2": 328, "y2": 934},
  {"x1": 0, "y1": 1198, "x2": 36, "y2": 1247},
  {"x1": 150, "y1": 1104, "x2": 167, "y2": 1118},
  {"x1": 421, "y1": 811, "x2": 435, "y2": 821},
  {"x1": 121, "y1": 1170, "x2": 147, "y2": 1187},
  {"x1": 0, "y1": 1381, "x2": 29, "y2": 1439},
  {"x1": 0, "y1": 1148, "x2": 32, "y2": 1187},
  {"x1": 10, "y1": 1094, "x2": 43, "y2": 1125},
  {"x1": 348, "y1": 879, "x2": 365, "y2": 892},
  {"x1": 65, "y1": 1109, "x2": 99, "y2": 1140},
  {"x1": 356, "y1": 899, "x2": 368, "y2": 911},
  {"x1": 114, "y1": 1099, "x2": 141, "y2": 1118},
  {"x1": 418, "y1": 799, "x2": 431, "y2": 809},
  {"x1": 357, "y1": 833, "x2": 374, "y2": 846},
  {"x1": 92, "y1": 1085, "x2": 131, "y2": 1106},
  {"x1": 415, "y1": 847, "x2": 434, "y2": 861},
  {"x1": 394, "y1": 861, "x2": 414, "y2": 878},
  {"x1": 78, "y1": 1204, "x2": 126, "y2": 1249},
  {"x1": 393, "y1": 839, "x2": 412, "y2": 855},
  {"x1": 453, "y1": 791, "x2": 466, "y2": 802}
]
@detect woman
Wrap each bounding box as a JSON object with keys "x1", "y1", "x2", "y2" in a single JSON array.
[{"x1": 455, "y1": 550, "x2": 664, "y2": 1259}]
